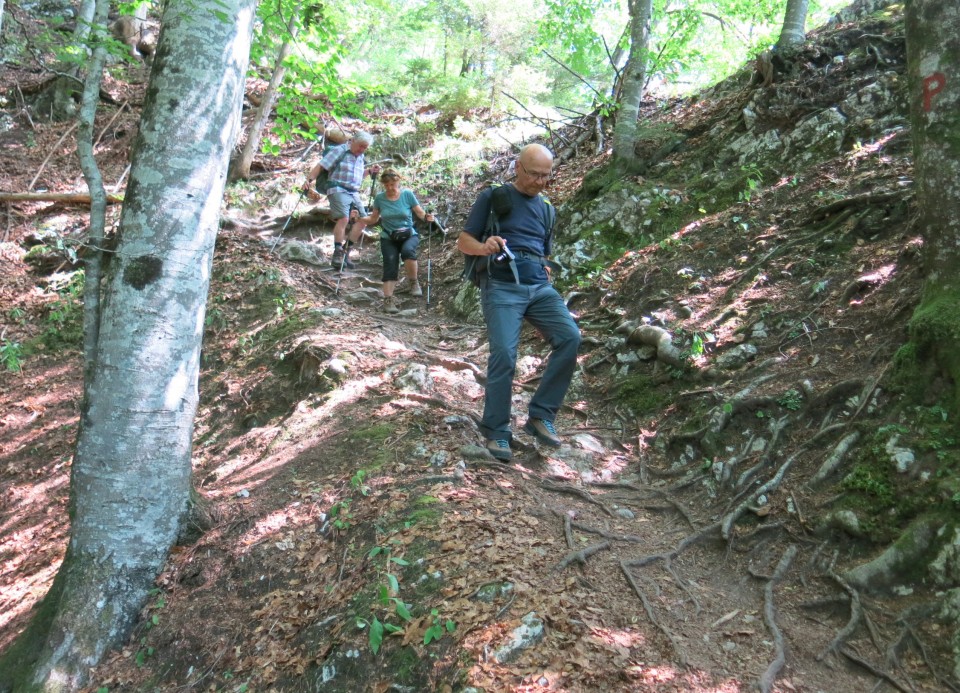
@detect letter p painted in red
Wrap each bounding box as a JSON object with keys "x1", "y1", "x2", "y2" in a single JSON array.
[{"x1": 922, "y1": 72, "x2": 946, "y2": 112}]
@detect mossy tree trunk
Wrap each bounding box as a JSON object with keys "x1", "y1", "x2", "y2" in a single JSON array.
[
  {"x1": 0, "y1": 0, "x2": 258, "y2": 689},
  {"x1": 612, "y1": 0, "x2": 652, "y2": 165},
  {"x1": 904, "y1": 0, "x2": 960, "y2": 414}
]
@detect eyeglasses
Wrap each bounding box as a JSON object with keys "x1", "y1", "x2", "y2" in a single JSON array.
[{"x1": 518, "y1": 161, "x2": 552, "y2": 182}]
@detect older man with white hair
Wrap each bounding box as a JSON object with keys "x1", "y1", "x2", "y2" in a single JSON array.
[{"x1": 306, "y1": 130, "x2": 380, "y2": 270}]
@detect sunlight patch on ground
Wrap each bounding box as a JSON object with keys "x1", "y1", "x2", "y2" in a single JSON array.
[
  {"x1": 0, "y1": 474, "x2": 67, "y2": 535},
  {"x1": 237, "y1": 503, "x2": 315, "y2": 549},
  {"x1": 0, "y1": 558, "x2": 59, "y2": 634}
]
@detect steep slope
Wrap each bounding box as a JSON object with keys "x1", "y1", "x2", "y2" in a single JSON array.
[{"x1": 2, "y1": 3, "x2": 959, "y2": 692}]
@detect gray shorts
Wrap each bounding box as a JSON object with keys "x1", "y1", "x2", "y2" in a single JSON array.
[{"x1": 328, "y1": 189, "x2": 366, "y2": 220}]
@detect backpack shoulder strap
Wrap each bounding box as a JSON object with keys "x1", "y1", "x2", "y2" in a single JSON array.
[
  {"x1": 331, "y1": 146, "x2": 349, "y2": 170},
  {"x1": 539, "y1": 194, "x2": 556, "y2": 250}
]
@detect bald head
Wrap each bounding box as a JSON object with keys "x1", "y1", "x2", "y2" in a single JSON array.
[{"x1": 515, "y1": 144, "x2": 554, "y2": 195}]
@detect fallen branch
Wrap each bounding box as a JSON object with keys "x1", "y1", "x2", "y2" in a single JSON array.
[
  {"x1": 0, "y1": 192, "x2": 124, "y2": 205},
  {"x1": 757, "y1": 544, "x2": 797, "y2": 693}
]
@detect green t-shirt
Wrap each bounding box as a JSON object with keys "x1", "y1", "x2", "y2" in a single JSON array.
[{"x1": 374, "y1": 189, "x2": 420, "y2": 238}]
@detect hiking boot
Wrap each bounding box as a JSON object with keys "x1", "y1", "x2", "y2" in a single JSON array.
[
  {"x1": 410, "y1": 282, "x2": 423, "y2": 297},
  {"x1": 382, "y1": 296, "x2": 400, "y2": 314},
  {"x1": 330, "y1": 248, "x2": 355, "y2": 270},
  {"x1": 486, "y1": 438, "x2": 512, "y2": 461},
  {"x1": 523, "y1": 418, "x2": 562, "y2": 447}
]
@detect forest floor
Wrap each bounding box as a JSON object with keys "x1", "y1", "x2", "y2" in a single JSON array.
[{"x1": 2, "y1": 9, "x2": 959, "y2": 692}]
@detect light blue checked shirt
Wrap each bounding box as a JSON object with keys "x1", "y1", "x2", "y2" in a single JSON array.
[{"x1": 320, "y1": 144, "x2": 366, "y2": 193}]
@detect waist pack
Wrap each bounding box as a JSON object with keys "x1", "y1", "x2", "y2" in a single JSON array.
[{"x1": 389, "y1": 227, "x2": 413, "y2": 243}]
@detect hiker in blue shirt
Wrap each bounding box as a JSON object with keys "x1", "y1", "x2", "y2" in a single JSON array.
[
  {"x1": 304, "y1": 130, "x2": 380, "y2": 270},
  {"x1": 457, "y1": 143, "x2": 581, "y2": 461},
  {"x1": 358, "y1": 168, "x2": 434, "y2": 314}
]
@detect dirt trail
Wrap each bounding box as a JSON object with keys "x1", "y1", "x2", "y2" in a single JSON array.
[{"x1": 65, "y1": 223, "x2": 908, "y2": 693}]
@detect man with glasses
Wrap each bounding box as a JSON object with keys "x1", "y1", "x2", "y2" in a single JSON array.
[{"x1": 457, "y1": 143, "x2": 581, "y2": 462}]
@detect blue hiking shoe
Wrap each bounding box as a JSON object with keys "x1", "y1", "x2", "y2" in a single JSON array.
[
  {"x1": 523, "y1": 418, "x2": 562, "y2": 447},
  {"x1": 485, "y1": 438, "x2": 512, "y2": 461}
]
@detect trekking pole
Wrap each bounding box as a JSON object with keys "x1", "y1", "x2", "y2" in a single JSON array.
[
  {"x1": 426, "y1": 212, "x2": 446, "y2": 307},
  {"x1": 360, "y1": 177, "x2": 376, "y2": 251},
  {"x1": 269, "y1": 189, "x2": 306, "y2": 254}
]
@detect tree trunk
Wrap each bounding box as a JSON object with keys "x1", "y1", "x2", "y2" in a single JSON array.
[
  {"x1": 776, "y1": 0, "x2": 809, "y2": 51},
  {"x1": 612, "y1": 0, "x2": 652, "y2": 164},
  {"x1": 15, "y1": 0, "x2": 258, "y2": 687},
  {"x1": 904, "y1": 0, "x2": 960, "y2": 412},
  {"x1": 229, "y1": 4, "x2": 301, "y2": 181},
  {"x1": 49, "y1": 0, "x2": 97, "y2": 120},
  {"x1": 77, "y1": 0, "x2": 110, "y2": 387}
]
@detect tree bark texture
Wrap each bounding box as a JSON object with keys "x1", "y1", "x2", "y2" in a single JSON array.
[
  {"x1": 776, "y1": 0, "x2": 809, "y2": 50},
  {"x1": 24, "y1": 0, "x2": 258, "y2": 687},
  {"x1": 904, "y1": 0, "x2": 960, "y2": 411},
  {"x1": 229, "y1": 3, "x2": 301, "y2": 181},
  {"x1": 77, "y1": 0, "x2": 110, "y2": 390},
  {"x1": 612, "y1": 0, "x2": 652, "y2": 163},
  {"x1": 50, "y1": 0, "x2": 97, "y2": 121}
]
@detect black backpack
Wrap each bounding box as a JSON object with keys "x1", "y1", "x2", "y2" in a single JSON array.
[
  {"x1": 462, "y1": 184, "x2": 556, "y2": 287},
  {"x1": 314, "y1": 147, "x2": 349, "y2": 194}
]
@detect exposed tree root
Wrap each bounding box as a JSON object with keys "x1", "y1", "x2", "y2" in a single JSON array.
[
  {"x1": 721, "y1": 447, "x2": 802, "y2": 539},
  {"x1": 733, "y1": 414, "x2": 791, "y2": 490},
  {"x1": 810, "y1": 430, "x2": 862, "y2": 485},
  {"x1": 540, "y1": 480, "x2": 615, "y2": 516},
  {"x1": 563, "y1": 514, "x2": 574, "y2": 548},
  {"x1": 645, "y1": 489, "x2": 698, "y2": 530},
  {"x1": 844, "y1": 515, "x2": 940, "y2": 591},
  {"x1": 840, "y1": 646, "x2": 911, "y2": 693},
  {"x1": 620, "y1": 560, "x2": 689, "y2": 668},
  {"x1": 758, "y1": 544, "x2": 798, "y2": 693},
  {"x1": 817, "y1": 572, "x2": 863, "y2": 663},
  {"x1": 625, "y1": 324, "x2": 686, "y2": 368},
  {"x1": 552, "y1": 541, "x2": 611, "y2": 573},
  {"x1": 587, "y1": 483, "x2": 698, "y2": 530}
]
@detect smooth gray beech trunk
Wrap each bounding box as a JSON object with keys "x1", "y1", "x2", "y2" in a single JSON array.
[
  {"x1": 229, "y1": 4, "x2": 301, "y2": 181},
  {"x1": 77, "y1": 0, "x2": 110, "y2": 386},
  {"x1": 612, "y1": 0, "x2": 653, "y2": 163},
  {"x1": 776, "y1": 0, "x2": 809, "y2": 50},
  {"x1": 24, "y1": 0, "x2": 258, "y2": 688}
]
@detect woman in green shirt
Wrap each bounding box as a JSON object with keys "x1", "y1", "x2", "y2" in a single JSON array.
[{"x1": 360, "y1": 168, "x2": 434, "y2": 313}]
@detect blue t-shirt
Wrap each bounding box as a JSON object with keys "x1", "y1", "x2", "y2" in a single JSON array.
[
  {"x1": 464, "y1": 184, "x2": 553, "y2": 285},
  {"x1": 374, "y1": 189, "x2": 420, "y2": 238}
]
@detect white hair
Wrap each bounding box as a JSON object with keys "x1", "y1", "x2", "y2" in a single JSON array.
[{"x1": 353, "y1": 131, "x2": 374, "y2": 146}]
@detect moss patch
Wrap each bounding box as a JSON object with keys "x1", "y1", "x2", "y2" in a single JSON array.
[{"x1": 616, "y1": 374, "x2": 670, "y2": 416}]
